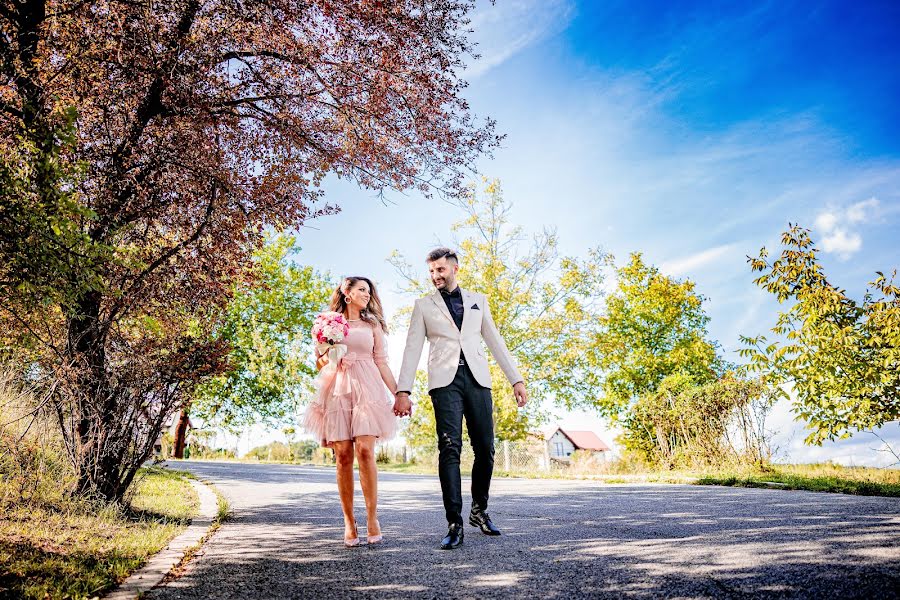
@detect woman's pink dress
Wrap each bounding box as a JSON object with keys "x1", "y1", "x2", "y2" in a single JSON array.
[{"x1": 303, "y1": 320, "x2": 397, "y2": 447}]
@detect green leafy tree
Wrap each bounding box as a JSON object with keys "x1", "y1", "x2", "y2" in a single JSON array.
[
  {"x1": 192, "y1": 233, "x2": 332, "y2": 431},
  {"x1": 0, "y1": 111, "x2": 105, "y2": 318},
  {"x1": 247, "y1": 441, "x2": 292, "y2": 462},
  {"x1": 0, "y1": 0, "x2": 497, "y2": 501},
  {"x1": 391, "y1": 178, "x2": 609, "y2": 445},
  {"x1": 741, "y1": 224, "x2": 900, "y2": 444},
  {"x1": 589, "y1": 253, "x2": 723, "y2": 416}
]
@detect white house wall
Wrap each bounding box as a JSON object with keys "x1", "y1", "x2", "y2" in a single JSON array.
[{"x1": 549, "y1": 431, "x2": 576, "y2": 458}]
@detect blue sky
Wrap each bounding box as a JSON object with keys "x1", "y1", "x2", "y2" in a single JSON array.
[{"x1": 241, "y1": 1, "x2": 900, "y2": 465}]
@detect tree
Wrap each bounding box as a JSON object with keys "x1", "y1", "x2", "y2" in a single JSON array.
[
  {"x1": 0, "y1": 0, "x2": 498, "y2": 501},
  {"x1": 740, "y1": 224, "x2": 900, "y2": 444},
  {"x1": 588, "y1": 253, "x2": 723, "y2": 416},
  {"x1": 390, "y1": 178, "x2": 609, "y2": 444},
  {"x1": 620, "y1": 373, "x2": 776, "y2": 468},
  {"x1": 190, "y1": 233, "x2": 331, "y2": 434}
]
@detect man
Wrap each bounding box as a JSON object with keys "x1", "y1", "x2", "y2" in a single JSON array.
[{"x1": 395, "y1": 247, "x2": 528, "y2": 550}]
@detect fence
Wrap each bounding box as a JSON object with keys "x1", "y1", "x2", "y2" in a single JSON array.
[
  {"x1": 380, "y1": 439, "x2": 611, "y2": 475},
  {"x1": 233, "y1": 437, "x2": 616, "y2": 475}
]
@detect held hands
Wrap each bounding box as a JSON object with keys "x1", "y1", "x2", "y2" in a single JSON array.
[
  {"x1": 393, "y1": 392, "x2": 413, "y2": 417},
  {"x1": 513, "y1": 382, "x2": 528, "y2": 407}
]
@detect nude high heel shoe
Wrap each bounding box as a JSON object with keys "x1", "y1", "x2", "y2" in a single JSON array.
[
  {"x1": 344, "y1": 523, "x2": 360, "y2": 547},
  {"x1": 367, "y1": 519, "x2": 383, "y2": 545}
]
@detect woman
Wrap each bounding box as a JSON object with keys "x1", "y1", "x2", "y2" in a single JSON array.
[{"x1": 303, "y1": 276, "x2": 398, "y2": 547}]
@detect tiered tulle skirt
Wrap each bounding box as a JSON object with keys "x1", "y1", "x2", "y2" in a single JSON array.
[{"x1": 303, "y1": 355, "x2": 397, "y2": 447}]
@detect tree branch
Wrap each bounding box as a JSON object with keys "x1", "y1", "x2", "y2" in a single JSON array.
[{"x1": 105, "y1": 183, "x2": 217, "y2": 326}]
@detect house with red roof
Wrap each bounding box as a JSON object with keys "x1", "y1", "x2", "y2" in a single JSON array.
[{"x1": 547, "y1": 428, "x2": 611, "y2": 462}]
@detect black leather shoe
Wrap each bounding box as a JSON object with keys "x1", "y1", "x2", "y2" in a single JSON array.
[
  {"x1": 440, "y1": 523, "x2": 464, "y2": 549},
  {"x1": 469, "y1": 509, "x2": 501, "y2": 535}
]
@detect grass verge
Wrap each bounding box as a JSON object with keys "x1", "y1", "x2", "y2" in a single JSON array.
[
  {"x1": 0, "y1": 466, "x2": 198, "y2": 600},
  {"x1": 378, "y1": 460, "x2": 900, "y2": 494},
  {"x1": 697, "y1": 463, "x2": 900, "y2": 497},
  {"x1": 176, "y1": 457, "x2": 900, "y2": 497}
]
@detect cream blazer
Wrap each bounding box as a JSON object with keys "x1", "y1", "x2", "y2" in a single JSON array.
[{"x1": 397, "y1": 289, "x2": 523, "y2": 392}]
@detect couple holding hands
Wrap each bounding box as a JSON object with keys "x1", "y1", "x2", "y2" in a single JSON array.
[{"x1": 304, "y1": 247, "x2": 528, "y2": 549}]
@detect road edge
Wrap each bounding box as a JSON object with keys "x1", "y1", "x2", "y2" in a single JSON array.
[{"x1": 104, "y1": 477, "x2": 221, "y2": 600}]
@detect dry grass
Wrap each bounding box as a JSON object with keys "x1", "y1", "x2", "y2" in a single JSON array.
[
  {"x1": 0, "y1": 467, "x2": 198, "y2": 600},
  {"x1": 1, "y1": 366, "x2": 200, "y2": 598}
]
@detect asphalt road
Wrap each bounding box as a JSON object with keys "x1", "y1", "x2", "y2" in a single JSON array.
[{"x1": 149, "y1": 460, "x2": 900, "y2": 599}]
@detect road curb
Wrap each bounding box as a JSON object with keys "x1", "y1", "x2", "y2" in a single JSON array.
[{"x1": 104, "y1": 477, "x2": 220, "y2": 600}]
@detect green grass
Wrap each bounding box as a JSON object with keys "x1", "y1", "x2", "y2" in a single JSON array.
[
  {"x1": 0, "y1": 467, "x2": 199, "y2": 600},
  {"x1": 181, "y1": 456, "x2": 900, "y2": 497},
  {"x1": 377, "y1": 460, "x2": 900, "y2": 495},
  {"x1": 697, "y1": 463, "x2": 900, "y2": 497},
  {"x1": 376, "y1": 461, "x2": 460, "y2": 475}
]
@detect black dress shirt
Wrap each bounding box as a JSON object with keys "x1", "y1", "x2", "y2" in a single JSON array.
[{"x1": 441, "y1": 286, "x2": 465, "y2": 330}]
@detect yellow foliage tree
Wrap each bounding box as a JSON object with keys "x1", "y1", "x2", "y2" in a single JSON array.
[{"x1": 390, "y1": 178, "x2": 609, "y2": 446}]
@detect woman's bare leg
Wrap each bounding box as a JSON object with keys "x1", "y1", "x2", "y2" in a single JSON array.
[
  {"x1": 333, "y1": 441, "x2": 357, "y2": 540},
  {"x1": 354, "y1": 435, "x2": 380, "y2": 537}
]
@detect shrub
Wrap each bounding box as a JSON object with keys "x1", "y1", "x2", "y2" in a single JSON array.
[
  {"x1": 0, "y1": 366, "x2": 73, "y2": 506},
  {"x1": 620, "y1": 373, "x2": 777, "y2": 469}
]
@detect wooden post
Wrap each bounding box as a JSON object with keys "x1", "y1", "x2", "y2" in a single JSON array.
[
  {"x1": 503, "y1": 440, "x2": 511, "y2": 471},
  {"x1": 543, "y1": 441, "x2": 551, "y2": 471}
]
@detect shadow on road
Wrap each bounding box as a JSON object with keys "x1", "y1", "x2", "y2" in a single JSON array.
[{"x1": 151, "y1": 462, "x2": 900, "y2": 599}]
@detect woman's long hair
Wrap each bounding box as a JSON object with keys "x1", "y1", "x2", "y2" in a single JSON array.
[{"x1": 329, "y1": 276, "x2": 388, "y2": 333}]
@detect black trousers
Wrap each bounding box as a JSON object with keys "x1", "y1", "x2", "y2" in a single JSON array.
[{"x1": 430, "y1": 363, "x2": 494, "y2": 526}]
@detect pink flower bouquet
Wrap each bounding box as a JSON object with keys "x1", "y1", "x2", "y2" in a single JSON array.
[
  {"x1": 312, "y1": 311, "x2": 349, "y2": 346},
  {"x1": 312, "y1": 312, "x2": 349, "y2": 375}
]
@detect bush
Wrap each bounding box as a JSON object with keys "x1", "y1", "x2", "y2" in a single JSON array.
[
  {"x1": 568, "y1": 450, "x2": 604, "y2": 475},
  {"x1": 190, "y1": 445, "x2": 236, "y2": 460},
  {"x1": 314, "y1": 447, "x2": 334, "y2": 464},
  {"x1": 0, "y1": 366, "x2": 73, "y2": 507},
  {"x1": 246, "y1": 441, "x2": 292, "y2": 462},
  {"x1": 291, "y1": 440, "x2": 320, "y2": 462},
  {"x1": 620, "y1": 373, "x2": 776, "y2": 470}
]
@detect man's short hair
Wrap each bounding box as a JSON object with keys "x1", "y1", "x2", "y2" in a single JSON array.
[{"x1": 426, "y1": 247, "x2": 459, "y2": 264}]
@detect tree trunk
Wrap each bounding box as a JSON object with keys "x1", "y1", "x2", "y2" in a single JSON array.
[
  {"x1": 173, "y1": 409, "x2": 190, "y2": 459},
  {"x1": 68, "y1": 292, "x2": 112, "y2": 498}
]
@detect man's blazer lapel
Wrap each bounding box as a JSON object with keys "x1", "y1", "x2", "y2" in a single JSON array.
[
  {"x1": 429, "y1": 291, "x2": 456, "y2": 328},
  {"x1": 460, "y1": 288, "x2": 476, "y2": 334}
]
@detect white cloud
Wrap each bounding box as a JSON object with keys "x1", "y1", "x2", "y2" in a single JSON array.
[
  {"x1": 813, "y1": 198, "x2": 880, "y2": 260},
  {"x1": 820, "y1": 228, "x2": 862, "y2": 256},
  {"x1": 814, "y1": 211, "x2": 838, "y2": 232},
  {"x1": 660, "y1": 244, "x2": 738, "y2": 278},
  {"x1": 463, "y1": 0, "x2": 575, "y2": 78},
  {"x1": 846, "y1": 197, "x2": 880, "y2": 223}
]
